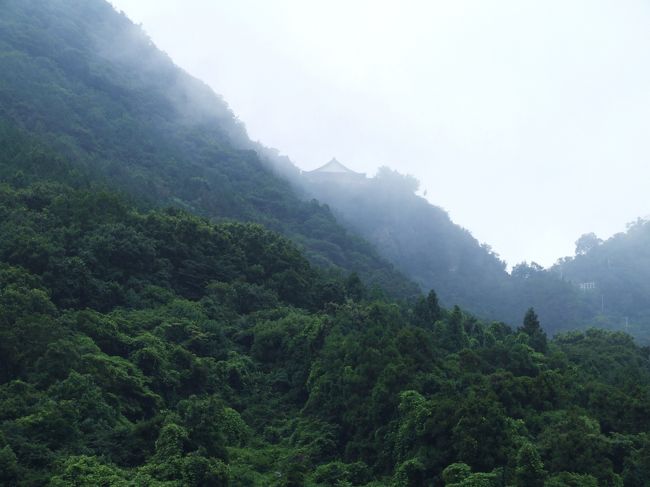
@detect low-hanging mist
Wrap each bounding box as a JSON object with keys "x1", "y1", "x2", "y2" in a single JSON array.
[{"x1": 110, "y1": 0, "x2": 650, "y2": 268}]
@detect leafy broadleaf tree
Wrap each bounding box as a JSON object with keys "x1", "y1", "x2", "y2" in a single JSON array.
[{"x1": 515, "y1": 443, "x2": 546, "y2": 487}]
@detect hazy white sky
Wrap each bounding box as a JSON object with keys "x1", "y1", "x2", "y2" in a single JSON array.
[{"x1": 110, "y1": 0, "x2": 650, "y2": 268}]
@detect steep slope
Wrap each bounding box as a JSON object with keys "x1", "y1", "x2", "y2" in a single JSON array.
[
  {"x1": 301, "y1": 167, "x2": 513, "y2": 320},
  {"x1": 2, "y1": 168, "x2": 650, "y2": 484},
  {"x1": 0, "y1": 0, "x2": 417, "y2": 298},
  {"x1": 3, "y1": 0, "x2": 648, "y2": 343},
  {"x1": 551, "y1": 222, "x2": 650, "y2": 340},
  {"x1": 3, "y1": 6, "x2": 650, "y2": 482},
  {"x1": 299, "y1": 167, "x2": 643, "y2": 338}
]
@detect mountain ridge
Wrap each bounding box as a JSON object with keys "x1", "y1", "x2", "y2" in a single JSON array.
[
  {"x1": 2, "y1": 2, "x2": 650, "y2": 485},
  {"x1": 0, "y1": 0, "x2": 418, "y2": 299},
  {"x1": 3, "y1": 0, "x2": 650, "y2": 342}
]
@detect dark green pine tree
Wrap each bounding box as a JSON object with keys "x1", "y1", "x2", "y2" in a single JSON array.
[
  {"x1": 345, "y1": 272, "x2": 366, "y2": 302},
  {"x1": 519, "y1": 308, "x2": 548, "y2": 354},
  {"x1": 445, "y1": 305, "x2": 469, "y2": 352},
  {"x1": 413, "y1": 289, "x2": 442, "y2": 327}
]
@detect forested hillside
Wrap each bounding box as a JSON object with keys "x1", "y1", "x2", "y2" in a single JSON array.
[
  {"x1": 502, "y1": 224, "x2": 650, "y2": 342},
  {"x1": 551, "y1": 225, "x2": 650, "y2": 340},
  {"x1": 3, "y1": 0, "x2": 647, "y2": 342},
  {"x1": 3, "y1": 2, "x2": 650, "y2": 484},
  {"x1": 0, "y1": 0, "x2": 417, "y2": 298},
  {"x1": 2, "y1": 161, "x2": 650, "y2": 485},
  {"x1": 302, "y1": 167, "x2": 513, "y2": 320},
  {"x1": 299, "y1": 168, "x2": 590, "y2": 334},
  {"x1": 300, "y1": 167, "x2": 650, "y2": 341}
]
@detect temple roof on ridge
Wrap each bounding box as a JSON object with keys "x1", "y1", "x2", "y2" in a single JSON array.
[{"x1": 307, "y1": 158, "x2": 362, "y2": 175}]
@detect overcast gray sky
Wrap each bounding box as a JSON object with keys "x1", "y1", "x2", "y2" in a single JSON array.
[{"x1": 109, "y1": 0, "x2": 650, "y2": 268}]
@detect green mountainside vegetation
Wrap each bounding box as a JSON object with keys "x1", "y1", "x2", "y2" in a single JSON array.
[
  {"x1": 3, "y1": 151, "x2": 650, "y2": 486},
  {"x1": 2, "y1": 1, "x2": 650, "y2": 486},
  {"x1": 552, "y1": 225, "x2": 650, "y2": 339},
  {"x1": 2, "y1": 0, "x2": 645, "y2": 341},
  {"x1": 0, "y1": 0, "x2": 416, "y2": 299},
  {"x1": 301, "y1": 169, "x2": 650, "y2": 342}
]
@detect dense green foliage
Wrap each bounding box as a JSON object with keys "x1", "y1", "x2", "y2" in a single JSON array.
[
  {"x1": 3, "y1": 2, "x2": 650, "y2": 485},
  {"x1": 3, "y1": 0, "x2": 648, "y2": 342},
  {"x1": 0, "y1": 0, "x2": 417, "y2": 299},
  {"x1": 3, "y1": 175, "x2": 650, "y2": 485}
]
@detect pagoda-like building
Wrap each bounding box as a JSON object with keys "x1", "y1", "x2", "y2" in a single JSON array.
[{"x1": 303, "y1": 158, "x2": 366, "y2": 183}]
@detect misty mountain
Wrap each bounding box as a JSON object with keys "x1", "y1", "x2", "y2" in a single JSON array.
[
  {"x1": 0, "y1": 0, "x2": 417, "y2": 298},
  {"x1": 4, "y1": 2, "x2": 650, "y2": 484},
  {"x1": 2, "y1": 0, "x2": 649, "y2": 344},
  {"x1": 550, "y1": 223, "x2": 650, "y2": 339},
  {"x1": 297, "y1": 163, "x2": 650, "y2": 340},
  {"x1": 5, "y1": 143, "x2": 650, "y2": 485},
  {"x1": 504, "y1": 222, "x2": 650, "y2": 341},
  {"x1": 296, "y1": 162, "x2": 579, "y2": 329},
  {"x1": 300, "y1": 165, "x2": 513, "y2": 319}
]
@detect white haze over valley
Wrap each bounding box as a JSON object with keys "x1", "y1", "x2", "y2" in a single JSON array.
[{"x1": 110, "y1": 0, "x2": 650, "y2": 269}]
